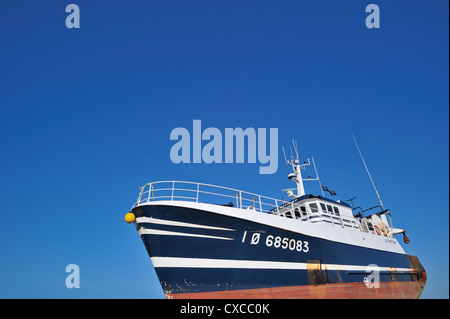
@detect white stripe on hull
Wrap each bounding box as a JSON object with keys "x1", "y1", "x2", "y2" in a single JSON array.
[
  {"x1": 150, "y1": 256, "x2": 414, "y2": 273},
  {"x1": 136, "y1": 217, "x2": 235, "y2": 231},
  {"x1": 138, "y1": 228, "x2": 233, "y2": 241}
]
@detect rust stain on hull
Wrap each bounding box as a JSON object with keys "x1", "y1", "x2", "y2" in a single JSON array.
[{"x1": 167, "y1": 281, "x2": 425, "y2": 299}]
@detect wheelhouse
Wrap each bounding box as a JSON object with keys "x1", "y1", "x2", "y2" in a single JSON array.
[{"x1": 269, "y1": 194, "x2": 360, "y2": 230}]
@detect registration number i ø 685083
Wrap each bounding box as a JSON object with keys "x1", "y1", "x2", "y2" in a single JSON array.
[
  {"x1": 265, "y1": 235, "x2": 309, "y2": 252},
  {"x1": 243, "y1": 231, "x2": 310, "y2": 253}
]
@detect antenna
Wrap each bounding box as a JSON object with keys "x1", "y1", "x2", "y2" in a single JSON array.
[
  {"x1": 282, "y1": 146, "x2": 288, "y2": 164},
  {"x1": 311, "y1": 157, "x2": 325, "y2": 197},
  {"x1": 352, "y1": 134, "x2": 385, "y2": 210},
  {"x1": 292, "y1": 139, "x2": 299, "y2": 159}
]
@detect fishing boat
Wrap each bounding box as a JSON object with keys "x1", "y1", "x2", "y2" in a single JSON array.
[{"x1": 125, "y1": 142, "x2": 426, "y2": 299}]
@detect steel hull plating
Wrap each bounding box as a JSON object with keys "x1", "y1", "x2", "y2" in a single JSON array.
[
  {"x1": 167, "y1": 282, "x2": 425, "y2": 299},
  {"x1": 132, "y1": 203, "x2": 426, "y2": 299}
]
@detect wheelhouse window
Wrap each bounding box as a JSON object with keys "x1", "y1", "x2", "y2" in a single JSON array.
[
  {"x1": 299, "y1": 206, "x2": 307, "y2": 219},
  {"x1": 320, "y1": 203, "x2": 326, "y2": 212},
  {"x1": 326, "y1": 205, "x2": 333, "y2": 214},
  {"x1": 309, "y1": 203, "x2": 319, "y2": 213},
  {"x1": 333, "y1": 206, "x2": 340, "y2": 216}
]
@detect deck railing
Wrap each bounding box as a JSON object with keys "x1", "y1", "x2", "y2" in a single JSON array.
[
  {"x1": 134, "y1": 181, "x2": 390, "y2": 236},
  {"x1": 135, "y1": 181, "x2": 283, "y2": 215}
]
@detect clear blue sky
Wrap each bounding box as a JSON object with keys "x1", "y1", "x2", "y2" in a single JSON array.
[{"x1": 0, "y1": 1, "x2": 448, "y2": 298}]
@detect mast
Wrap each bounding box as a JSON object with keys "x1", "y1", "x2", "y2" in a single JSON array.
[
  {"x1": 292, "y1": 159, "x2": 306, "y2": 197},
  {"x1": 283, "y1": 140, "x2": 310, "y2": 198}
]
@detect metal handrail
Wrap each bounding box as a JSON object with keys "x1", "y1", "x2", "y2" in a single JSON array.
[
  {"x1": 133, "y1": 181, "x2": 392, "y2": 237},
  {"x1": 135, "y1": 181, "x2": 282, "y2": 214}
]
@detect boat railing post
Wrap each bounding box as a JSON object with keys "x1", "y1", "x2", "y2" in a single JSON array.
[
  {"x1": 239, "y1": 191, "x2": 242, "y2": 209},
  {"x1": 275, "y1": 199, "x2": 280, "y2": 215},
  {"x1": 171, "y1": 181, "x2": 175, "y2": 201},
  {"x1": 236, "y1": 192, "x2": 239, "y2": 208},
  {"x1": 142, "y1": 185, "x2": 148, "y2": 203},
  {"x1": 136, "y1": 185, "x2": 143, "y2": 205},
  {"x1": 291, "y1": 202, "x2": 295, "y2": 219},
  {"x1": 258, "y1": 195, "x2": 262, "y2": 213}
]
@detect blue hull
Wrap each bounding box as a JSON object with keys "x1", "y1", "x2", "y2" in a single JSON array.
[{"x1": 131, "y1": 204, "x2": 424, "y2": 298}]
